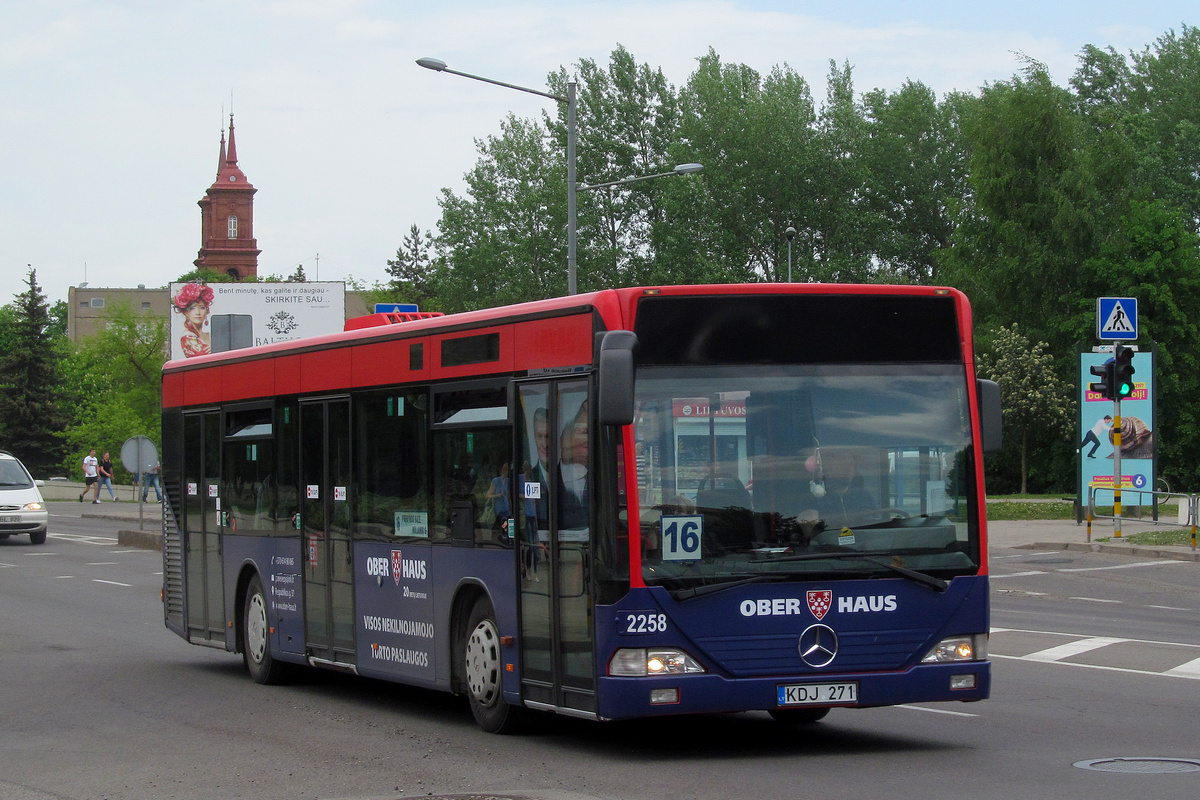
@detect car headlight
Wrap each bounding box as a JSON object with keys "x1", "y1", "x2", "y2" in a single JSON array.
[
  {"x1": 609, "y1": 647, "x2": 707, "y2": 676},
  {"x1": 23, "y1": 502, "x2": 44, "y2": 511},
  {"x1": 921, "y1": 634, "x2": 988, "y2": 663}
]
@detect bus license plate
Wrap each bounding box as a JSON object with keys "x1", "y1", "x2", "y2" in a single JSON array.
[{"x1": 777, "y1": 682, "x2": 857, "y2": 706}]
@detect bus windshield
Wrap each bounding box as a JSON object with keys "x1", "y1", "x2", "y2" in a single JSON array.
[{"x1": 631, "y1": 364, "x2": 980, "y2": 586}]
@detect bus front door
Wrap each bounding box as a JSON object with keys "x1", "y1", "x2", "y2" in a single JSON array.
[
  {"x1": 300, "y1": 397, "x2": 356, "y2": 670},
  {"x1": 183, "y1": 410, "x2": 225, "y2": 646},
  {"x1": 516, "y1": 379, "x2": 596, "y2": 717}
]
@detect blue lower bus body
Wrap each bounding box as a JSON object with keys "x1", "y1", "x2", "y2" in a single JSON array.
[
  {"x1": 203, "y1": 535, "x2": 987, "y2": 721},
  {"x1": 591, "y1": 578, "x2": 990, "y2": 721}
]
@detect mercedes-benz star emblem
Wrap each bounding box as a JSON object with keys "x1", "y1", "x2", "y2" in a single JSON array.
[{"x1": 798, "y1": 624, "x2": 838, "y2": 668}]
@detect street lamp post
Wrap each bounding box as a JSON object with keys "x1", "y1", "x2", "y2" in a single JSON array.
[
  {"x1": 577, "y1": 163, "x2": 704, "y2": 192},
  {"x1": 417, "y1": 57, "x2": 580, "y2": 294},
  {"x1": 418, "y1": 58, "x2": 703, "y2": 295}
]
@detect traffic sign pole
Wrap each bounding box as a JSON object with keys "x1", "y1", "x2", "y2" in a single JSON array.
[{"x1": 1112, "y1": 393, "x2": 1122, "y2": 539}]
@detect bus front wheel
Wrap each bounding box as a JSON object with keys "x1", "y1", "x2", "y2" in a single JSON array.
[
  {"x1": 243, "y1": 573, "x2": 288, "y2": 685},
  {"x1": 463, "y1": 598, "x2": 522, "y2": 733}
]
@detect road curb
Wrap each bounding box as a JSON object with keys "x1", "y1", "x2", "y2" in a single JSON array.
[{"x1": 1016, "y1": 541, "x2": 1200, "y2": 562}]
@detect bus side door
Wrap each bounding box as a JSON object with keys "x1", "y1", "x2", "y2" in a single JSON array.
[
  {"x1": 515, "y1": 379, "x2": 596, "y2": 717},
  {"x1": 300, "y1": 397, "x2": 356, "y2": 669},
  {"x1": 182, "y1": 410, "x2": 225, "y2": 646}
]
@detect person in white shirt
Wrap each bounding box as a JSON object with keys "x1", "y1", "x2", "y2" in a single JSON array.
[
  {"x1": 1079, "y1": 415, "x2": 1113, "y2": 459},
  {"x1": 79, "y1": 449, "x2": 100, "y2": 503}
]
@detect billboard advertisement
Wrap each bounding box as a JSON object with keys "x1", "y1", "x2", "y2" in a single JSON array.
[
  {"x1": 169, "y1": 281, "x2": 346, "y2": 361},
  {"x1": 1077, "y1": 345, "x2": 1155, "y2": 508}
]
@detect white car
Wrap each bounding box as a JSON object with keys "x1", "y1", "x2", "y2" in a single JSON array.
[{"x1": 0, "y1": 451, "x2": 48, "y2": 545}]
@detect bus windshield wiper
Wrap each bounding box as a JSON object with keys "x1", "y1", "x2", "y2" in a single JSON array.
[
  {"x1": 669, "y1": 574, "x2": 779, "y2": 601},
  {"x1": 751, "y1": 548, "x2": 948, "y2": 593}
]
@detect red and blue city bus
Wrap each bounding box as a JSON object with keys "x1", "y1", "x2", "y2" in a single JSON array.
[{"x1": 162, "y1": 284, "x2": 1001, "y2": 732}]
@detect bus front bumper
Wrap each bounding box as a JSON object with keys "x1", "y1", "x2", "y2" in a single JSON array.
[{"x1": 593, "y1": 660, "x2": 990, "y2": 721}]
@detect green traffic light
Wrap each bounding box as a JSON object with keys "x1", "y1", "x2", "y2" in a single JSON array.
[{"x1": 1113, "y1": 344, "x2": 1136, "y2": 399}]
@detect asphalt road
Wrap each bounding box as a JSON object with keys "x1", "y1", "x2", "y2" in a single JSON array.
[{"x1": 1, "y1": 512, "x2": 1197, "y2": 800}]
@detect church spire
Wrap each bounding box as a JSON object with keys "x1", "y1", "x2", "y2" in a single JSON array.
[
  {"x1": 196, "y1": 111, "x2": 259, "y2": 279},
  {"x1": 226, "y1": 113, "x2": 238, "y2": 165},
  {"x1": 216, "y1": 127, "x2": 227, "y2": 177}
]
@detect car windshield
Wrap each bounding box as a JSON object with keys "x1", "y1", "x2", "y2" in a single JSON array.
[
  {"x1": 0, "y1": 459, "x2": 35, "y2": 488},
  {"x1": 630, "y1": 365, "x2": 981, "y2": 588}
]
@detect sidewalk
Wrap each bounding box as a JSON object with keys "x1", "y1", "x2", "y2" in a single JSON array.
[
  {"x1": 988, "y1": 517, "x2": 1199, "y2": 562},
  {"x1": 46, "y1": 485, "x2": 163, "y2": 549}
]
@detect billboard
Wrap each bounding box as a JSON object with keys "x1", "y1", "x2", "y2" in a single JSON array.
[
  {"x1": 1077, "y1": 345, "x2": 1155, "y2": 507},
  {"x1": 169, "y1": 282, "x2": 346, "y2": 361}
]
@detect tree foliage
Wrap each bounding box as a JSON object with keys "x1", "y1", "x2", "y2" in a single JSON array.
[
  {"x1": 57, "y1": 300, "x2": 169, "y2": 479},
  {"x1": 393, "y1": 29, "x2": 1200, "y2": 493},
  {"x1": 0, "y1": 269, "x2": 67, "y2": 476},
  {"x1": 976, "y1": 325, "x2": 1073, "y2": 494}
]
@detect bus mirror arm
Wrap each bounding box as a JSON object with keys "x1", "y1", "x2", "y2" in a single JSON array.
[
  {"x1": 977, "y1": 378, "x2": 1002, "y2": 454},
  {"x1": 598, "y1": 330, "x2": 639, "y2": 426}
]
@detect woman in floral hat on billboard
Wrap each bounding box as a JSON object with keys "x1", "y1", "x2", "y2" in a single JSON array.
[{"x1": 173, "y1": 282, "x2": 215, "y2": 358}]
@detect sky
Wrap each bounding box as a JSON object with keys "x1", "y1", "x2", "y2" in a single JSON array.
[{"x1": 1, "y1": 1, "x2": 1192, "y2": 308}]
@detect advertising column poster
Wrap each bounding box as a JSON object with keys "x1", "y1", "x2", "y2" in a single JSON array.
[{"x1": 1077, "y1": 346, "x2": 1155, "y2": 508}]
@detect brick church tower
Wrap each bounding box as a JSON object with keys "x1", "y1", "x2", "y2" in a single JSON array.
[{"x1": 195, "y1": 114, "x2": 260, "y2": 279}]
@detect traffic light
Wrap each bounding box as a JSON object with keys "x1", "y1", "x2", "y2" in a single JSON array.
[
  {"x1": 1113, "y1": 344, "x2": 1136, "y2": 399},
  {"x1": 1089, "y1": 359, "x2": 1114, "y2": 400}
]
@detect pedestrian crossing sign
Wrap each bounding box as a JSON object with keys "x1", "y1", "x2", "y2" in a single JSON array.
[{"x1": 1097, "y1": 297, "x2": 1137, "y2": 341}]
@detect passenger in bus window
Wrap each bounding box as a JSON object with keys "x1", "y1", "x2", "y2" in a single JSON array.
[
  {"x1": 486, "y1": 462, "x2": 511, "y2": 532},
  {"x1": 533, "y1": 407, "x2": 551, "y2": 478},
  {"x1": 557, "y1": 402, "x2": 589, "y2": 529}
]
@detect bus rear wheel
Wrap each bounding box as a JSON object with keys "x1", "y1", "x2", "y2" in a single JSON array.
[
  {"x1": 463, "y1": 598, "x2": 522, "y2": 733},
  {"x1": 243, "y1": 573, "x2": 288, "y2": 684},
  {"x1": 768, "y1": 707, "x2": 830, "y2": 725}
]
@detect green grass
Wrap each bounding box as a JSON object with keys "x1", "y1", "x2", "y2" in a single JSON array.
[
  {"x1": 985, "y1": 501, "x2": 1076, "y2": 520},
  {"x1": 984, "y1": 496, "x2": 1182, "y2": 523},
  {"x1": 983, "y1": 496, "x2": 1195, "y2": 546},
  {"x1": 1103, "y1": 528, "x2": 1197, "y2": 547}
]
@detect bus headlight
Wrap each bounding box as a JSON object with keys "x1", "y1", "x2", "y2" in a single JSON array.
[
  {"x1": 921, "y1": 634, "x2": 988, "y2": 663},
  {"x1": 609, "y1": 648, "x2": 707, "y2": 676}
]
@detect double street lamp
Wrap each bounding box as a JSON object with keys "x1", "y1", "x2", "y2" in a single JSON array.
[{"x1": 417, "y1": 57, "x2": 702, "y2": 295}]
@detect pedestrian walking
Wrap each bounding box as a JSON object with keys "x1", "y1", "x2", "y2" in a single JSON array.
[
  {"x1": 97, "y1": 451, "x2": 117, "y2": 501},
  {"x1": 142, "y1": 461, "x2": 163, "y2": 502},
  {"x1": 80, "y1": 449, "x2": 100, "y2": 503}
]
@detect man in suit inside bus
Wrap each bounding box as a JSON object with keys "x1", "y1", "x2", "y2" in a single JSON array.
[
  {"x1": 557, "y1": 403, "x2": 589, "y2": 530},
  {"x1": 527, "y1": 407, "x2": 552, "y2": 527}
]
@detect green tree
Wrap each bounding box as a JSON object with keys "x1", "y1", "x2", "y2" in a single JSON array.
[
  {"x1": 548, "y1": 46, "x2": 680, "y2": 288},
  {"x1": 1078, "y1": 199, "x2": 1200, "y2": 486},
  {"x1": 861, "y1": 82, "x2": 973, "y2": 283},
  {"x1": 1126, "y1": 26, "x2": 1200, "y2": 227},
  {"x1": 0, "y1": 269, "x2": 68, "y2": 476},
  {"x1": 941, "y1": 59, "x2": 1115, "y2": 353},
  {"x1": 385, "y1": 224, "x2": 437, "y2": 307},
  {"x1": 434, "y1": 113, "x2": 565, "y2": 310},
  {"x1": 976, "y1": 324, "x2": 1072, "y2": 494},
  {"x1": 673, "y1": 50, "x2": 820, "y2": 283},
  {"x1": 58, "y1": 299, "x2": 168, "y2": 479}
]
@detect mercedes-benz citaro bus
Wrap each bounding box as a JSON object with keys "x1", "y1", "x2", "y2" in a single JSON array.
[{"x1": 162, "y1": 284, "x2": 1001, "y2": 733}]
